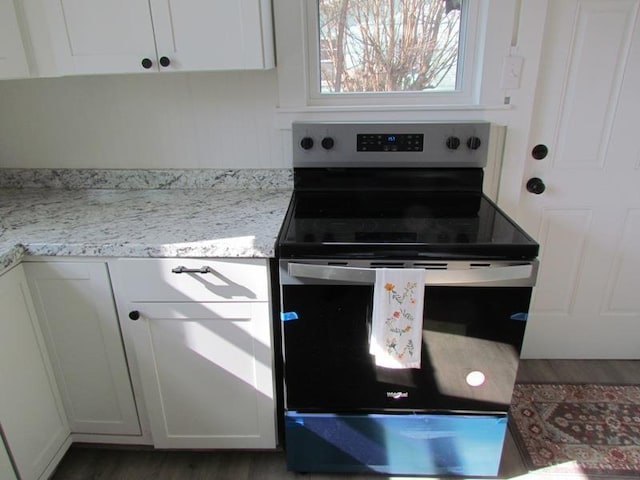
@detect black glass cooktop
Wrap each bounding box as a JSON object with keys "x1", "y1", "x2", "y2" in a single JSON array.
[{"x1": 277, "y1": 191, "x2": 539, "y2": 260}]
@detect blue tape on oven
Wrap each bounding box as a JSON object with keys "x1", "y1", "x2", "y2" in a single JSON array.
[
  {"x1": 281, "y1": 312, "x2": 299, "y2": 322},
  {"x1": 510, "y1": 312, "x2": 528, "y2": 321},
  {"x1": 285, "y1": 413, "x2": 305, "y2": 426}
]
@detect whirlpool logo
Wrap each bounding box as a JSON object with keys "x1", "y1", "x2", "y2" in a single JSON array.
[{"x1": 386, "y1": 391, "x2": 409, "y2": 399}]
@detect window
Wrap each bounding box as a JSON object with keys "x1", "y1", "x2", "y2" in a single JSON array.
[
  {"x1": 305, "y1": 0, "x2": 482, "y2": 106},
  {"x1": 318, "y1": 0, "x2": 462, "y2": 94}
]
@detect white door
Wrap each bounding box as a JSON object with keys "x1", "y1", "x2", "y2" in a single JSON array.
[{"x1": 520, "y1": 0, "x2": 640, "y2": 358}]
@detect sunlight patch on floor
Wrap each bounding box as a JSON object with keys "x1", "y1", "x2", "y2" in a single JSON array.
[
  {"x1": 508, "y1": 461, "x2": 590, "y2": 479},
  {"x1": 383, "y1": 460, "x2": 592, "y2": 479}
]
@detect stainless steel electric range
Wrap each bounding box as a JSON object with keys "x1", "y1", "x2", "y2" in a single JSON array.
[{"x1": 275, "y1": 122, "x2": 539, "y2": 477}]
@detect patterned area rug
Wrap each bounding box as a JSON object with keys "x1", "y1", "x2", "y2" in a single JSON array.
[{"x1": 510, "y1": 384, "x2": 640, "y2": 477}]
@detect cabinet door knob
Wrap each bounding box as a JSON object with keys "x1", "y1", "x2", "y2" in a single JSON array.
[
  {"x1": 141, "y1": 58, "x2": 153, "y2": 69},
  {"x1": 129, "y1": 310, "x2": 140, "y2": 321},
  {"x1": 159, "y1": 56, "x2": 171, "y2": 67}
]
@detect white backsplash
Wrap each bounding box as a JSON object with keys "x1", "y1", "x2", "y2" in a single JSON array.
[{"x1": 0, "y1": 70, "x2": 287, "y2": 170}]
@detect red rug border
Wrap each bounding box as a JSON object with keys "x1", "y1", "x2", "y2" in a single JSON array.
[
  {"x1": 514, "y1": 381, "x2": 640, "y2": 386},
  {"x1": 509, "y1": 382, "x2": 640, "y2": 478}
]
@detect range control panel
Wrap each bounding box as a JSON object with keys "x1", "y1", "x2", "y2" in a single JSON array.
[{"x1": 293, "y1": 122, "x2": 496, "y2": 168}]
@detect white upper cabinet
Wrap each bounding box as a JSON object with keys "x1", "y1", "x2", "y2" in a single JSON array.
[
  {"x1": 150, "y1": 0, "x2": 275, "y2": 71},
  {"x1": 43, "y1": 0, "x2": 275, "y2": 75},
  {"x1": 44, "y1": 0, "x2": 156, "y2": 74},
  {"x1": 0, "y1": 0, "x2": 30, "y2": 78}
]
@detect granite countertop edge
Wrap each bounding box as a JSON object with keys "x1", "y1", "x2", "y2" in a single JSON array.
[{"x1": 0, "y1": 169, "x2": 294, "y2": 274}]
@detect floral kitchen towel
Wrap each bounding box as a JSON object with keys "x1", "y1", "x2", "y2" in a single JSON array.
[{"x1": 369, "y1": 268, "x2": 426, "y2": 369}]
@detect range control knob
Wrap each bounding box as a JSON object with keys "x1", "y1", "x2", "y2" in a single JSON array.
[
  {"x1": 321, "y1": 137, "x2": 335, "y2": 150},
  {"x1": 467, "y1": 136, "x2": 482, "y2": 150},
  {"x1": 300, "y1": 137, "x2": 314, "y2": 150},
  {"x1": 445, "y1": 136, "x2": 461, "y2": 150}
]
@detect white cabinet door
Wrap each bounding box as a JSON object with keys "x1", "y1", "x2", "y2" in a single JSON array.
[
  {"x1": 24, "y1": 262, "x2": 141, "y2": 436},
  {"x1": 0, "y1": 0, "x2": 30, "y2": 78},
  {"x1": 0, "y1": 265, "x2": 70, "y2": 480},
  {"x1": 121, "y1": 301, "x2": 276, "y2": 449},
  {"x1": 150, "y1": 0, "x2": 275, "y2": 71},
  {"x1": 43, "y1": 0, "x2": 157, "y2": 74}
]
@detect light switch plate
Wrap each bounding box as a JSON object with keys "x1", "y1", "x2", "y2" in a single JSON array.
[{"x1": 501, "y1": 56, "x2": 524, "y2": 90}]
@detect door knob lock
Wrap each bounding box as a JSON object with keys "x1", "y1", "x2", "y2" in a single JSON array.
[{"x1": 526, "y1": 177, "x2": 546, "y2": 195}]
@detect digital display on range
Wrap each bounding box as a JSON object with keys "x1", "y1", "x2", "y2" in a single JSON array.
[{"x1": 357, "y1": 133, "x2": 424, "y2": 152}]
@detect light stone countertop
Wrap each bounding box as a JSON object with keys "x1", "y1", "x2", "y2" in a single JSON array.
[{"x1": 0, "y1": 187, "x2": 292, "y2": 272}]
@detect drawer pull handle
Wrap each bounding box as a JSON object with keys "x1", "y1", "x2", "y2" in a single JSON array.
[{"x1": 171, "y1": 266, "x2": 215, "y2": 274}]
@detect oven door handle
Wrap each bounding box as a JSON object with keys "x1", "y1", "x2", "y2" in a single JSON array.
[{"x1": 287, "y1": 262, "x2": 538, "y2": 287}]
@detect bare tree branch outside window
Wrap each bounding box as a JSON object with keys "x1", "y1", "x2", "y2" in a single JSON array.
[{"x1": 318, "y1": 0, "x2": 462, "y2": 93}]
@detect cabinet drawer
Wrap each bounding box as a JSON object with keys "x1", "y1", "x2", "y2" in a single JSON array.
[{"x1": 115, "y1": 258, "x2": 269, "y2": 302}]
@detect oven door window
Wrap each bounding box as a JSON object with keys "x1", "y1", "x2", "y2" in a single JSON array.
[{"x1": 281, "y1": 284, "x2": 531, "y2": 413}]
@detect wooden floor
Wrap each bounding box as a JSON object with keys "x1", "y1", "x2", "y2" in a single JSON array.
[{"x1": 50, "y1": 360, "x2": 640, "y2": 480}]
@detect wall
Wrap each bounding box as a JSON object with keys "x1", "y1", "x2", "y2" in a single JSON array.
[{"x1": 0, "y1": 70, "x2": 287, "y2": 169}]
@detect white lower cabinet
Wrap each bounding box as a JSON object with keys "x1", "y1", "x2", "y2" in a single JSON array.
[
  {"x1": 112, "y1": 258, "x2": 276, "y2": 449},
  {"x1": 24, "y1": 261, "x2": 141, "y2": 437},
  {"x1": 0, "y1": 265, "x2": 70, "y2": 480},
  {"x1": 1, "y1": 256, "x2": 276, "y2": 464}
]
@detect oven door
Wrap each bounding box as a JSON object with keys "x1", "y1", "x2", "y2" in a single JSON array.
[{"x1": 279, "y1": 260, "x2": 537, "y2": 414}]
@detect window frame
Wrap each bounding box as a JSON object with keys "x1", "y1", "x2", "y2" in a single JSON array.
[{"x1": 304, "y1": 0, "x2": 484, "y2": 107}]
